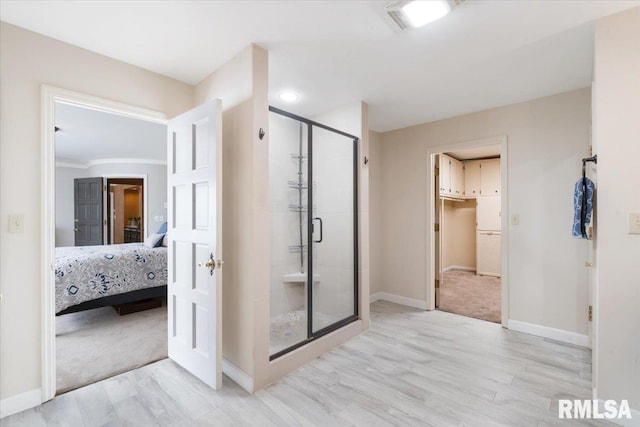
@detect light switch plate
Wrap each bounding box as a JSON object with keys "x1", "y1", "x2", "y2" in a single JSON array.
[
  {"x1": 8, "y1": 214, "x2": 24, "y2": 233},
  {"x1": 628, "y1": 212, "x2": 640, "y2": 234},
  {"x1": 511, "y1": 214, "x2": 520, "y2": 226},
  {"x1": 154, "y1": 215, "x2": 164, "y2": 222}
]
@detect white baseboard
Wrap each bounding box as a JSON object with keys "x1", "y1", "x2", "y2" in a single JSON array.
[
  {"x1": 222, "y1": 358, "x2": 254, "y2": 393},
  {"x1": 595, "y1": 400, "x2": 640, "y2": 426},
  {"x1": 508, "y1": 319, "x2": 590, "y2": 347},
  {"x1": 443, "y1": 265, "x2": 476, "y2": 273},
  {"x1": 0, "y1": 388, "x2": 42, "y2": 419},
  {"x1": 370, "y1": 292, "x2": 427, "y2": 310}
]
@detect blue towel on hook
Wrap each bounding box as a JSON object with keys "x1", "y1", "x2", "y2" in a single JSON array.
[{"x1": 572, "y1": 177, "x2": 595, "y2": 238}]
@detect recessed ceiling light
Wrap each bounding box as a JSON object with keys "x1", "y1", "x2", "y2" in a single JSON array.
[
  {"x1": 401, "y1": 0, "x2": 451, "y2": 28},
  {"x1": 279, "y1": 91, "x2": 299, "y2": 102}
]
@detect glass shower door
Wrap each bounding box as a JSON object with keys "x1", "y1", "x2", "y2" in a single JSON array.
[
  {"x1": 268, "y1": 106, "x2": 358, "y2": 360},
  {"x1": 268, "y1": 113, "x2": 309, "y2": 356},
  {"x1": 310, "y1": 127, "x2": 357, "y2": 333}
]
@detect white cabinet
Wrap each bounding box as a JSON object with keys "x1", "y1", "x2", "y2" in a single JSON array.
[
  {"x1": 464, "y1": 160, "x2": 481, "y2": 197},
  {"x1": 452, "y1": 160, "x2": 464, "y2": 197},
  {"x1": 438, "y1": 155, "x2": 450, "y2": 196},
  {"x1": 463, "y1": 158, "x2": 500, "y2": 197},
  {"x1": 439, "y1": 154, "x2": 464, "y2": 197},
  {"x1": 480, "y1": 158, "x2": 500, "y2": 196},
  {"x1": 477, "y1": 231, "x2": 501, "y2": 277},
  {"x1": 476, "y1": 196, "x2": 501, "y2": 230}
]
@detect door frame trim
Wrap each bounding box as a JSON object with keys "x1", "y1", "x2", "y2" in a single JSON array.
[
  {"x1": 41, "y1": 85, "x2": 167, "y2": 402},
  {"x1": 426, "y1": 135, "x2": 509, "y2": 327}
]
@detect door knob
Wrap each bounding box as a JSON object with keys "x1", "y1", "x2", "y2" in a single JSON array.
[
  {"x1": 198, "y1": 253, "x2": 216, "y2": 276},
  {"x1": 74, "y1": 228, "x2": 79, "y2": 232}
]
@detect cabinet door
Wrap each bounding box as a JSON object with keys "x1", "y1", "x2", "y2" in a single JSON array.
[
  {"x1": 455, "y1": 160, "x2": 465, "y2": 197},
  {"x1": 476, "y1": 196, "x2": 501, "y2": 231},
  {"x1": 450, "y1": 157, "x2": 459, "y2": 196},
  {"x1": 477, "y1": 231, "x2": 501, "y2": 277},
  {"x1": 439, "y1": 154, "x2": 451, "y2": 196},
  {"x1": 464, "y1": 161, "x2": 481, "y2": 197},
  {"x1": 480, "y1": 159, "x2": 500, "y2": 196}
]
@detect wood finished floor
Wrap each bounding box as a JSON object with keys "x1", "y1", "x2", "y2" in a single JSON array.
[{"x1": 3, "y1": 301, "x2": 608, "y2": 426}]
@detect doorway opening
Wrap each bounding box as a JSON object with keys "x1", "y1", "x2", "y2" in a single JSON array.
[
  {"x1": 106, "y1": 178, "x2": 145, "y2": 244},
  {"x1": 428, "y1": 136, "x2": 508, "y2": 325},
  {"x1": 51, "y1": 97, "x2": 168, "y2": 395}
]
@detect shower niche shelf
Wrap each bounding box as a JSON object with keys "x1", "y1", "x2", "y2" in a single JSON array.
[{"x1": 282, "y1": 272, "x2": 320, "y2": 284}]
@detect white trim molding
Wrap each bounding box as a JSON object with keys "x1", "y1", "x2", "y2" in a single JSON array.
[
  {"x1": 508, "y1": 319, "x2": 590, "y2": 347},
  {"x1": 222, "y1": 358, "x2": 254, "y2": 393},
  {"x1": 41, "y1": 85, "x2": 168, "y2": 403},
  {"x1": 370, "y1": 292, "x2": 428, "y2": 310},
  {"x1": 55, "y1": 158, "x2": 167, "y2": 169},
  {"x1": 595, "y1": 400, "x2": 640, "y2": 426},
  {"x1": 0, "y1": 388, "x2": 42, "y2": 419},
  {"x1": 609, "y1": 404, "x2": 640, "y2": 426}
]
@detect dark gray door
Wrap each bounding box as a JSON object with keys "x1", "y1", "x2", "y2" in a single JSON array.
[{"x1": 74, "y1": 177, "x2": 104, "y2": 246}]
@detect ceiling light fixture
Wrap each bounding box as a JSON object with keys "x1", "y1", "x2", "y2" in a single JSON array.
[
  {"x1": 279, "y1": 91, "x2": 299, "y2": 102},
  {"x1": 401, "y1": 0, "x2": 452, "y2": 28}
]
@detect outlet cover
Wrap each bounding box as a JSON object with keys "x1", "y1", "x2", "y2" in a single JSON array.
[
  {"x1": 511, "y1": 214, "x2": 520, "y2": 226},
  {"x1": 8, "y1": 214, "x2": 24, "y2": 233}
]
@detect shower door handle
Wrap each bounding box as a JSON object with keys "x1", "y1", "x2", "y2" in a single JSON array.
[{"x1": 313, "y1": 217, "x2": 323, "y2": 243}]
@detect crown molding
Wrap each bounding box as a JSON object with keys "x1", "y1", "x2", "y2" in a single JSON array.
[{"x1": 56, "y1": 158, "x2": 167, "y2": 169}]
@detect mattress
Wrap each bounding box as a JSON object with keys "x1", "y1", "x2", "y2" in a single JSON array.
[{"x1": 55, "y1": 243, "x2": 168, "y2": 313}]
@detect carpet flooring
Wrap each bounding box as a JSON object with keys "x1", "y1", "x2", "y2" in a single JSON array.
[
  {"x1": 439, "y1": 269, "x2": 501, "y2": 323},
  {"x1": 56, "y1": 305, "x2": 167, "y2": 394}
]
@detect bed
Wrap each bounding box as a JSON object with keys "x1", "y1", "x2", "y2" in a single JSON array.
[{"x1": 55, "y1": 243, "x2": 167, "y2": 315}]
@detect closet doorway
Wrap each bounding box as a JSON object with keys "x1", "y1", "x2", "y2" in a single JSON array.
[
  {"x1": 106, "y1": 178, "x2": 144, "y2": 244},
  {"x1": 429, "y1": 137, "x2": 508, "y2": 325}
]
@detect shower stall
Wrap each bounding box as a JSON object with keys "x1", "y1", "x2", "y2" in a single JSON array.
[{"x1": 269, "y1": 106, "x2": 358, "y2": 359}]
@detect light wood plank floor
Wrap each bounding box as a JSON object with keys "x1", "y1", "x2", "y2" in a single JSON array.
[{"x1": 3, "y1": 301, "x2": 608, "y2": 426}]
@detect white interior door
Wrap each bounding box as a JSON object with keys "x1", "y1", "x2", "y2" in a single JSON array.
[{"x1": 167, "y1": 99, "x2": 223, "y2": 389}]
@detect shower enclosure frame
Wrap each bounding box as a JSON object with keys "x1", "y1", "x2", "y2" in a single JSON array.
[{"x1": 269, "y1": 105, "x2": 360, "y2": 361}]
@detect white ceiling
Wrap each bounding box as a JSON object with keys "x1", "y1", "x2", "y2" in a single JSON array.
[
  {"x1": 55, "y1": 102, "x2": 166, "y2": 164},
  {"x1": 2, "y1": 1, "x2": 638, "y2": 132}
]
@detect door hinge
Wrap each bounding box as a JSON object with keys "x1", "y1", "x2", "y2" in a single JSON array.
[
  {"x1": 435, "y1": 279, "x2": 440, "y2": 289},
  {"x1": 435, "y1": 166, "x2": 439, "y2": 176},
  {"x1": 434, "y1": 223, "x2": 440, "y2": 232},
  {"x1": 103, "y1": 185, "x2": 107, "y2": 192},
  {"x1": 103, "y1": 219, "x2": 107, "y2": 225},
  {"x1": 588, "y1": 305, "x2": 593, "y2": 322}
]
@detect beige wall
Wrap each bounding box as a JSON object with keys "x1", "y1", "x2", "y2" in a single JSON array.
[
  {"x1": 0, "y1": 22, "x2": 194, "y2": 401},
  {"x1": 380, "y1": 88, "x2": 592, "y2": 335},
  {"x1": 369, "y1": 130, "x2": 383, "y2": 295},
  {"x1": 442, "y1": 199, "x2": 476, "y2": 270},
  {"x1": 194, "y1": 45, "x2": 265, "y2": 380},
  {"x1": 593, "y1": 7, "x2": 640, "y2": 410}
]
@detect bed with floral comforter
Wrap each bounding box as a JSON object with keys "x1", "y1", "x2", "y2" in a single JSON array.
[{"x1": 55, "y1": 243, "x2": 168, "y2": 314}]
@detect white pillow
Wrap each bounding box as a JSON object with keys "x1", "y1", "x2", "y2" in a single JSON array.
[{"x1": 144, "y1": 233, "x2": 164, "y2": 248}]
